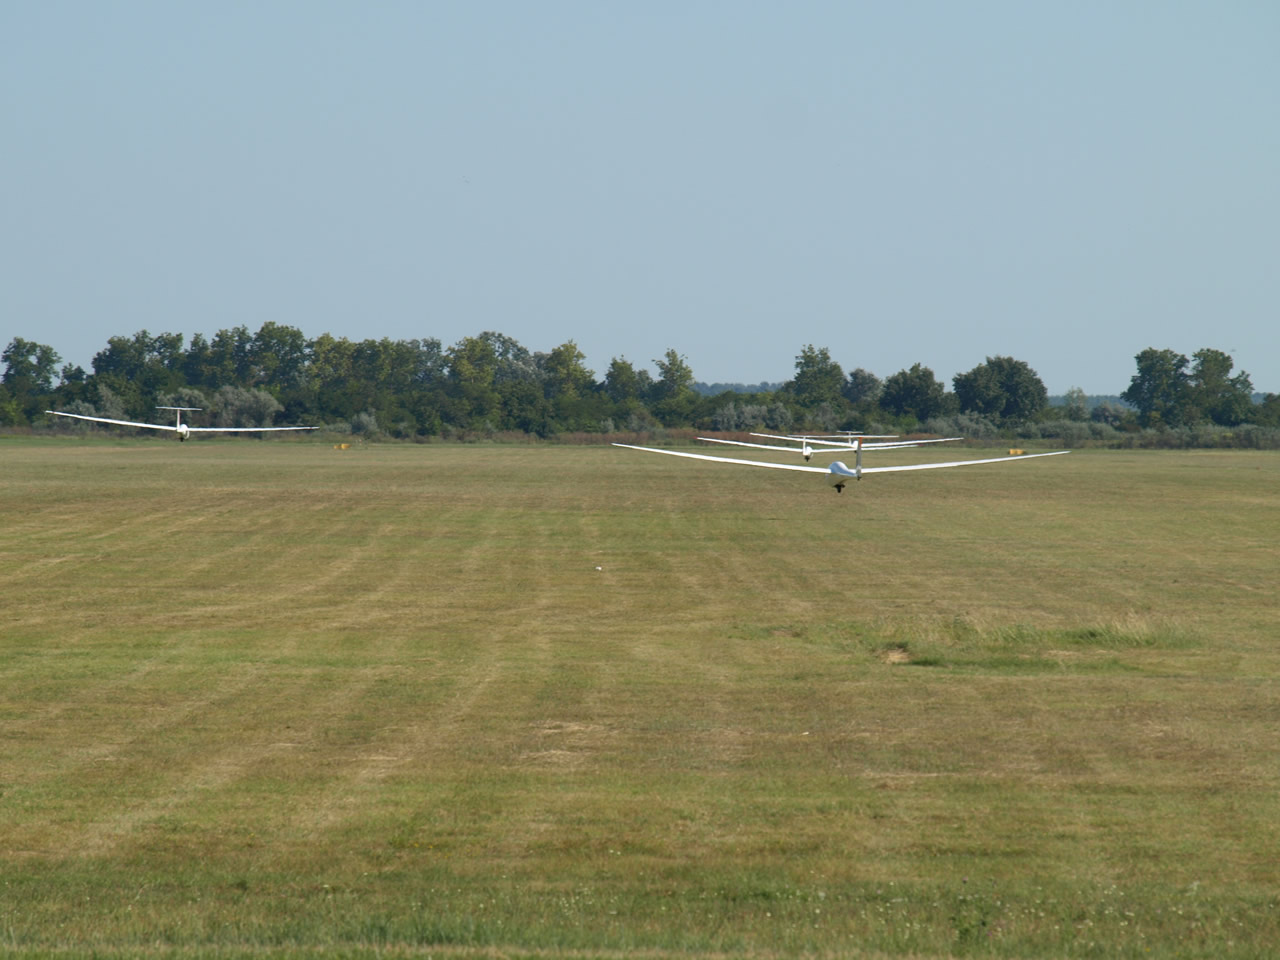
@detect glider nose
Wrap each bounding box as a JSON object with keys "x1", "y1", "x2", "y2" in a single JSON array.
[{"x1": 826, "y1": 460, "x2": 862, "y2": 489}]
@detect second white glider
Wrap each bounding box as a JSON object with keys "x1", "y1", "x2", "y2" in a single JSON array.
[{"x1": 612, "y1": 443, "x2": 1069, "y2": 493}]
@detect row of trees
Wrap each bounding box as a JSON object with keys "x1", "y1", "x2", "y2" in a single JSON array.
[
  {"x1": 3, "y1": 327, "x2": 1277, "y2": 439},
  {"x1": 1120, "y1": 347, "x2": 1261, "y2": 428}
]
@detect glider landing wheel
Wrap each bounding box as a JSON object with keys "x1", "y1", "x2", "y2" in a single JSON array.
[{"x1": 834, "y1": 482, "x2": 845, "y2": 494}]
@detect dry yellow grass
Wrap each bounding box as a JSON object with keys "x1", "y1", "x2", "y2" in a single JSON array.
[{"x1": 1, "y1": 438, "x2": 1277, "y2": 957}]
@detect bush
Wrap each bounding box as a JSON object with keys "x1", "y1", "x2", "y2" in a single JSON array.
[
  {"x1": 157, "y1": 387, "x2": 209, "y2": 412},
  {"x1": 923, "y1": 413, "x2": 1002, "y2": 440},
  {"x1": 210, "y1": 386, "x2": 283, "y2": 428},
  {"x1": 46, "y1": 400, "x2": 98, "y2": 432},
  {"x1": 1027, "y1": 420, "x2": 1120, "y2": 446},
  {"x1": 1230, "y1": 425, "x2": 1280, "y2": 449},
  {"x1": 1107, "y1": 423, "x2": 1280, "y2": 450},
  {"x1": 350, "y1": 411, "x2": 379, "y2": 436}
]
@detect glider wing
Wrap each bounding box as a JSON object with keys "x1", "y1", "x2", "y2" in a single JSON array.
[{"x1": 46, "y1": 411, "x2": 179, "y2": 431}]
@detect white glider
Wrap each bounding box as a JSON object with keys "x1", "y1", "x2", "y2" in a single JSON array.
[
  {"x1": 698, "y1": 433, "x2": 964, "y2": 461},
  {"x1": 46, "y1": 406, "x2": 316, "y2": 441},
  {"x1": 754, "y1": 431, "x2": 897, "y2": 443},
  {"x1": 613, "y1": 442, "x2": 1069, "y2": 493}
]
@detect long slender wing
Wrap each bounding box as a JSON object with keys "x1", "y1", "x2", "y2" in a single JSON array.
[
  {"x1": 781, "y1": 437, "x2": 893, "y2": 449},
  {"x1": 697, "y1": 437, "x2": 807, "y2": 453},
  {"x1": 188, "y1": 426, "x2": 317, "y2": 432},
  {"x1": 613, "y1": 443, "x2": 1070, "y2": 478},
  {"x1": 750, "y1": 432, "x2": 898, "y2": 446},
  {"x1": 704, "y1": 436, "x2": 964, "y2": 455},
  {"x1": 857, "y1": 451, "x2": 1070, "y2": 473},
  {"x1": 46, "y1": 411, "x2": 177, "y2": 431},
  {"x1": 750, "y1": 432, "x2": 901, "y2": 440},
  {"x1": 612, "y1": 443, "x2": 829, "y2": 474},
  {"x1": 697, "y1": 436, "x2": 962, "y2": 457},
  {"x1": 861, "y1": 437, "x2": 964, "y2": 450},
  {"x1": 47, "y1": 410, "x2": 315, "y2": 433}
]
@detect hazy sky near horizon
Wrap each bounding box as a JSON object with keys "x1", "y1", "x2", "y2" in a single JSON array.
[{"x1": 4, "y1": 3, "x2": 1277, "y2": 394}]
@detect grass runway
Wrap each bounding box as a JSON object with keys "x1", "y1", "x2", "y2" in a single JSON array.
[{"x1": 1, "y1": 437, "x2": 1278, "y2": 958}]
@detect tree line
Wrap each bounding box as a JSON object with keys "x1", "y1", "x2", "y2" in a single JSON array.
[{"x1": 3, "y1": 328, "x2": 1277, "y2": 444}]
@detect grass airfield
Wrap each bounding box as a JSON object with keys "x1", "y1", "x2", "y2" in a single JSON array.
[{"x1": 1, "y1": 437, "x2": 1277, "y2": 959}]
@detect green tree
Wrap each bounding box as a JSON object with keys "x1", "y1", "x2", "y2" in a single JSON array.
[
  {"x1": 50, "y1": 362, "x2": 91, "y2": 410},
  {"x1": 204, "y1": 326, "x2": 254, "y2": 387},
  {"x1": 379, "y1": 338, "x2": 447, "y2": 436},
  {"x1": 59, "y1": 363, "x2": 87, "y2": 386},
  {"x1": 402, "y1": 338, "x2": 448, "y2": 387},
  {"x1": 3, "y1": 338, "x2": 61, "y2": 393},
  {"x1": 0, "y1": 383, "x2": 20, "y2": 426},
  {"x1": 92, "y1": 331, "x2": 183, "y2": 380},
  {"x1": 599, "y1": 357, "x2": 651, "y2": 431},
  {"x1": 843, "y1": 367, "x2": 882, "y2": 407},
  {"x1": 481, "y1": 332, "x2": 537, "y2": 385},
  {"x1": 1121, "y1": 348, "x2": 1190, "y2": 427},
  {"x1": 952, "y1": 356, "x2": 1047, "y2": 424},
  {"x1": 1254, "y1": 394, "x2": 1280, "y2": 428},
  {"x1": 303, "y1": 334, "x2": 358, "y2": 420},
  {"x1": 447, "y1": 336, "x2": 499, "y2": 388},
  {"x1": 541, "y1": 341, "x2": 594, "y2": 399},
  {"x1": 90, "y1": 331, "x2": 186, "y2": 416},
  {"x1": 650, "y1": 349, "x2": 697, "y2": 426},
  {"x1": 537, "y1": 341, "x2": 597, "y2": 432},
  {"x1": 1062, "y1": 387, "x2": 1089, "y2": 422},
  {"x1": 881, "y1": 363, "x2": 951, "y2": 422},
  {"x1": 250, "y1": 322, "x2": 309, "y2": 388},
  {"x1": 787, "y1": 345, "x2": 845, "y2": 409},
  {"x1": 351, "y1": 339, "x2": 395, "y2": 397},
  {"x1": 498, "y1": 378, "x2": 551, "y2": 435},
  {"x1": 444, "y1": 336, "x2": 501, "y2": 429},
  {"x1": 1090, "y1": 400, "x2": 1134, "y2": 430},
  {"x1": 2, "y1": 338, "x2": 62, "y2": 423},
  {"x1": 602, "y1": 357, "x2": 649, "y2": 403},
  {"x1": 1186, "y1": 348, "x2": 1253, "y2": 426},
  {"x1": 652, "y1": 349, "x2": 694, "y2": 397},
  {"x1": 182, "y1": 333, "x2": 213, "y2": 387}
]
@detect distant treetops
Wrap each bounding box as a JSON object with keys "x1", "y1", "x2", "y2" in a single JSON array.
[{"x1": 3, "y1": 329, "x2": 1274, "y2": 438}]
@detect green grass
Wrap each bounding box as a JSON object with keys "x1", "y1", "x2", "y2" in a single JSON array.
[{"x1": 2, "y1": 438, "x2": 1278, "y2": 958}]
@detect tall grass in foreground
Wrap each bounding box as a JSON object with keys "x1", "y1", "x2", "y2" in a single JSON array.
[{"x1": 1, "y1": 441, "x2": 1277, "y2": 958}]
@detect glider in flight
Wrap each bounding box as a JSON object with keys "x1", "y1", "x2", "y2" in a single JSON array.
[
  {"x1": 613, "y1": 439, "x2": 1069, "y2": 493},
  {"x1": 46, "y1": 406, "x2": 317, "y2": 441}
]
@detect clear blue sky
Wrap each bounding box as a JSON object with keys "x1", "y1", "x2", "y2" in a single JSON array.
[{"x1": 4, "y1": 2, "x2": 1277, "y2": 394}]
